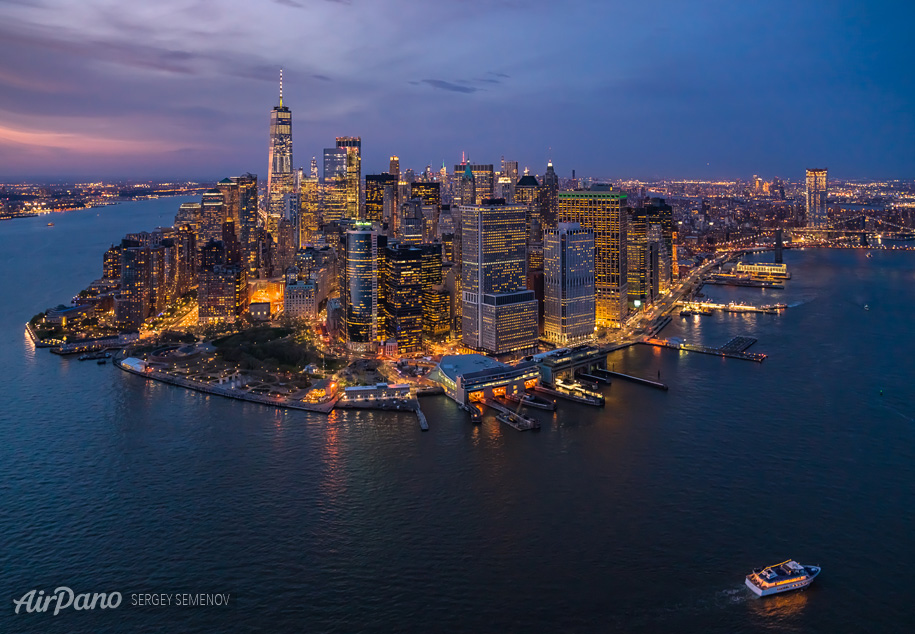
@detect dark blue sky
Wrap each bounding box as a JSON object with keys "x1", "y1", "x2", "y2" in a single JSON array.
[{"x1": 1, "y1": 0, "x2": 913, "y2": 181}]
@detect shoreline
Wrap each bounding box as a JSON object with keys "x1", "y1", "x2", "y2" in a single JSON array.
[{"x1": 114, "y1": 355, "x2": 339, "y2": 414}]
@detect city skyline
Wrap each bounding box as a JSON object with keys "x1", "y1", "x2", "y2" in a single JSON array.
[{"x1": 2, "y1": 1, "x2": 914, "y2": 181}]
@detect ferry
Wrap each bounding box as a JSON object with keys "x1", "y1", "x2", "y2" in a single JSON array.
[{"x1": 745, "y1": 560, "x2": 820, "y2": 596}]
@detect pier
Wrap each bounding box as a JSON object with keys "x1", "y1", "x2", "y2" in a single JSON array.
[
  {"x1": 642, "y1": 337, "x2": 767, "y2": 362},
  {"x1": 482, "y1": 399, "x2": 540, "y2": 431},
  {"x1": 414, "y1": 401, "x2": 429, "y2": 431},
  {"x1": 532, "y1": 385, "x2": 604, "y2": 407},
  {"x1": 592, "y1": 368, "x2": 668, "y2": 391}
]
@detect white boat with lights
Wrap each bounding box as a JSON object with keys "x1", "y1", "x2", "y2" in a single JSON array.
[{"x1": 745, "y1": 560, "x2": 820, "y2": 596}]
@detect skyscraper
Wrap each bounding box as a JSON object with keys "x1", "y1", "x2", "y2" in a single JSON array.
[
  {"x1": 337, "y1": 136, "x2": 362, "y2": 220},
  {"x1": 365, "y1": 174, "x2": 398, "y2": 223},
  {"x1": 558, "y1": 187, "x2": 628, "y2": 327},
  {"x1": 382, "y1": 244, "x2": 424, "y2": 354},
  {"x1": 323, "y1": 147, "x2": 347, "y2": 183},
  {"x1": 234, "y1": 173, "x2": 259, "y2": 278},
  {"x1": 461, "y1": 200, "x2": 538, "y2": 354},
  {"x1": 198, "y1": 189, "x2": 226, "y2": 245},
  {"x1": 453, "y1": 163, "x2": 494, "y2": 204},
  {"x1": 458, "y1": 164, "x2": 475, "y2": 207},
  {"x1": 544, "y1": 222, "x2": 595, "y2": 345},
  {"x1": 343, "y1": 225, "x2": 385, "y2": 352},
  {"x1": 541, "y1": 161, "x2": 559, "y2": 229},
  {"x1": 267, "y1": 72, "x2": 293, "y2": 234},
  {"x1": 806, "y1": 168, "x2": 828, "y2": 228},
  {"x1": 389, "y1": 156, "x2": 400, "y2": 179}
]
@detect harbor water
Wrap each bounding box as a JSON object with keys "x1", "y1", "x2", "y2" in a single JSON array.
[{"x1": 1, "y1": 199, "x2": 913, "y2": 633}]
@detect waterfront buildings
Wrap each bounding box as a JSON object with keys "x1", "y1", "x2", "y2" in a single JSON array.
[
  {"x1": 558, "y1": 187, "x2": 628, "y2": 327},
  {"x1": 460, "y1": 200, "x2": 538, "y2": 355},
  {"x1": 806, "y1": 168, "x2": 828, "y2": 228},
  {"x1": 432, "y1": 354, "x2": 540, "y2": 406},
  {"x1": 544, "y1": 222, "x2": 595, "y2": 345},
  {"x1": 266, "y1": 75, "x2": 293, "y2": 234}
]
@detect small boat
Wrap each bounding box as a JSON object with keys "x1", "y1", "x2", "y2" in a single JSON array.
[
  {"x1": 97, "y1": 359, "x2": 107, "y2": 365},
  {"x1": 680, "y1": 309, "x2": 694, "y2": 317},
  {"x1": 864, "y1": 304, "x2": 870, "y2": 311},
  {"x1": 865, "y1": 252, "x2": 873, "y2": 258},
  {"x1": 47, "y1": 222, "x2": 54, "y2": 226},
  {"x1": 746, "y1": 560, "x2": 820, "y2": 596}
]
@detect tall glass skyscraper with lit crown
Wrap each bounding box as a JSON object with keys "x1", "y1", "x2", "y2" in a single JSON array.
[
  {"x1": 806, "y1": 168, "x2": 828, "y2": 228},
  {"x1": 267, "y1": 72, "x2": 293, "y2": 234}
]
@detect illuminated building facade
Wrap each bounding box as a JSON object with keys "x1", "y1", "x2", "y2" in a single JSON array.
[
  {"x1": 627, "y1": 207, "x2": 649, "y2": 309},
  {"x1": 198, "y1": 189, "x2": 225, "y2": 245},
  {"x1": 806, "y1": 168, "x2": 828, "y2": 228},
  {"x1": 336, "y1": 136, "x2": 362, "y2": 219},
  {"x1": 453, "y1": 163, "x2": 494, "y2": 204},
  {"x1": 266, "y1": 75, "x2": 293, "y2": 234},
  {"x1": 233, "y1": 173, "x2": 259, "y2": 278},
  {"x1": 366, "y1": 174, "x2": 398, "y2": 223},
  {"x1": 398, "y1": 198, "x2": 424, "y2": 245},
  {"x1": 382, "y1": 245, "x2": 424, "y2": 354},
  {"x1": 461, "y1": 200, "x2": 538, "y2": 354},
  {"x1": 540, "y1": 161, "x2": 559, "y2": 229},
  {"x1": 198, "y1": 264, "x2": 247, "y2": 325},
  {"x1": 103, "y1": 245, "x2": 122, "y2": 280},
  {"x1": 558, "y1": 187, "x2": 628, "y2": 327},
  {"x1": 389, "y1": 156, "x2": 400, "y2": 178},
  {"x1": 297, "y1": 171, "x2": 320, "y2": 246},
  {"x1": 544, "y1": 222, "x2": 595, "y2": 345},
  {"x1": 344, "y1": 226, "x2": 386, "y2": 352}
]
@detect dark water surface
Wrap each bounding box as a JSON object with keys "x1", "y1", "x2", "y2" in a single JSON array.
[{"x1": 1, "y1": 200, "x2": 914, "y2": 633}]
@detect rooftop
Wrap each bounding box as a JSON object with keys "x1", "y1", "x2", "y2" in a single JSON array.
[{"x1": 436, "y1": 354, "x2": 507, "y2": 381}]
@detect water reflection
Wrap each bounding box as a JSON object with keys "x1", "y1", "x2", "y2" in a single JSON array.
[{"x1": 747, "y1": 588, "x2": 809, "y2": 624}]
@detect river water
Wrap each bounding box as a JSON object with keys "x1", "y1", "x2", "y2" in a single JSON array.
[{"x1": 1, "y1": 199, "x2": 913, "y2": 633}]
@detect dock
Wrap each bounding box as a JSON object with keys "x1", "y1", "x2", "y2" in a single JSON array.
[
  {"x1": 719, "y1": 336, "x2": 757, "y2": 353},
  {"x1": 532, "y1": 385, "x2": 604, "y2": 407},
  {"x1": 641, "y1": 337, "x2": 766, "y2": 362},
  {"x1": 592, "y1": 368, "x2": 668, "y2": 391},
  {"x1": 414, "y1": 401, "x2": 429, "y2": 431},
  {"x1": 576, "y1": 371, "x2": 610, "y2": 384},
  {"x1": 505, "y1": 393, "x2": 556, "y2": 410},
  {"x1": 483, "y1": 399, "x2": 540, "y2": 431}
]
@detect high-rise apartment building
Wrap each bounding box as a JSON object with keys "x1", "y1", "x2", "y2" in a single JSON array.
[
  {"x1": 806, "y1": 168, "x2": 828, "y2": 228},
  {"x1": 460, "y1": 200, "x2": 538, "y2": 354},
  {"x1": 267, "y1": 74, "x2": 293, "y2": 234},
  {"x1": 337, "y1": 136, "x2": 362, "y2": 219},
  {"x1": 558, "y1": 187, "x2": 628, "y2": 327},
  {"x1": 544, "y1": 222, "x2": 595, "y2": 345},
  {"x1": 198, "y1": 189, "x2": 226, "y2": 245}
]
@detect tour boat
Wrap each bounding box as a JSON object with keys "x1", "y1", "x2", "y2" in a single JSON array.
[{"x1": 745, "y1": 560, "x2": 820, "y2": 596}]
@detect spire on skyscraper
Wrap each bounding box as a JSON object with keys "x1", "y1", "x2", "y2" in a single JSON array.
[{"x1": 279, "y1": 68, "x2": 284, "y2": 107}]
